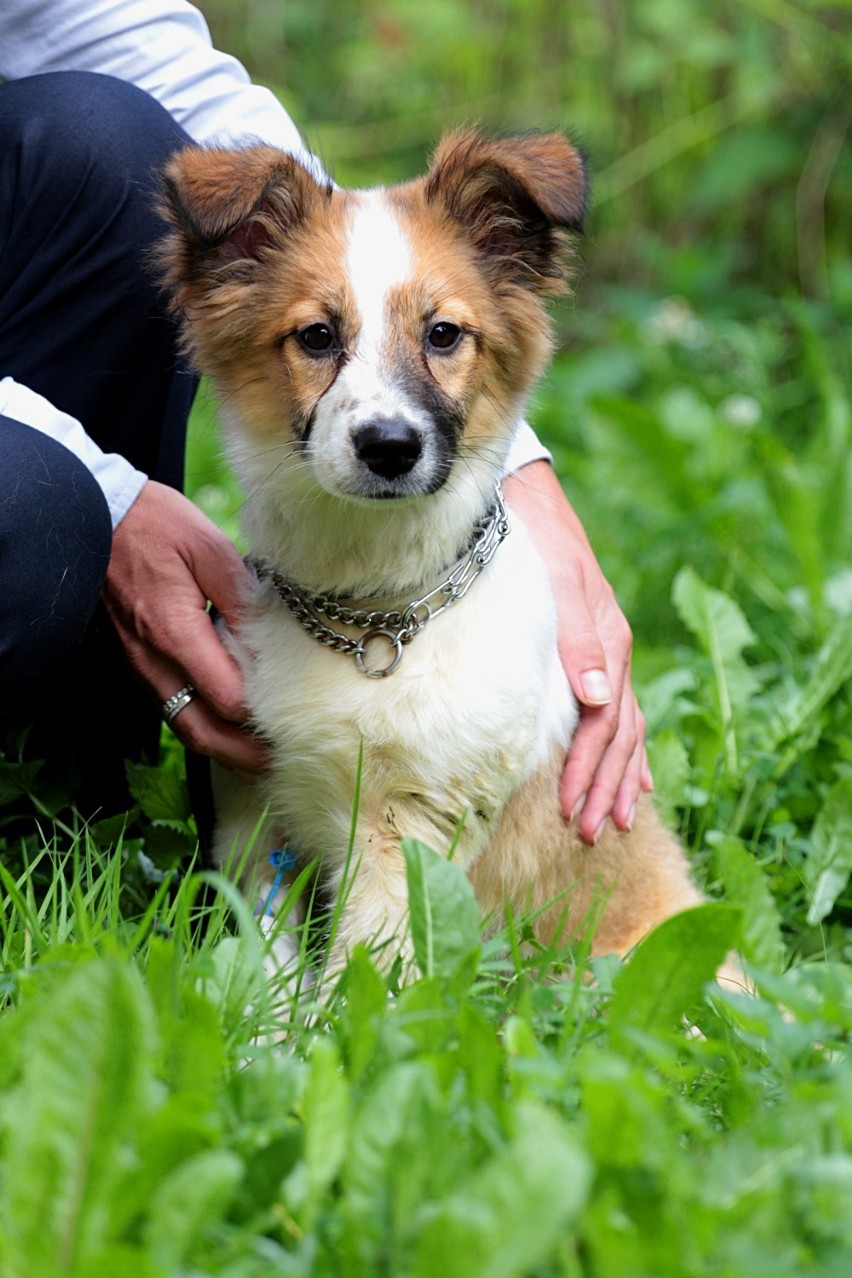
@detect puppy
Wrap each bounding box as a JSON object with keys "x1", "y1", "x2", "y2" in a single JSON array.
[{"x1": 159, "y1": 130, "x2": 708, "y2": 981}]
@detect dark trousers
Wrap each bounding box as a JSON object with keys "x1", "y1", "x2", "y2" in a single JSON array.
[{"x1": 0, "y1": 72, "x2": 198, "y2": 814}]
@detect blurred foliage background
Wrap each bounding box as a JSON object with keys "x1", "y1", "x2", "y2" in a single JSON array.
[{"x1": 201, "y1": 0, "x2": 851, "y2": 300}]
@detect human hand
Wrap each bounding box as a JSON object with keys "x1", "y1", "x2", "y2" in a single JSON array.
[
  {"x1": 102, "y1": 480, "x2": 267, "y2": 775},
  {"x1": 502, "y1": 461, "x2": 653, "y2": 845}
]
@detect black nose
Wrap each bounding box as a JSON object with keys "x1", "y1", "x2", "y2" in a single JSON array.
[{"x1": 353, "y1": 420, "x2": 423, "y2": 480}]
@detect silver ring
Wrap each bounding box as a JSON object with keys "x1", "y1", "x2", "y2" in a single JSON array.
[
  {"x1": 354, "y1": 627, "x2": 404, "y2": 678},
  {"x1": 162, "y1": 683, "x2": 197, "y2": 725}
]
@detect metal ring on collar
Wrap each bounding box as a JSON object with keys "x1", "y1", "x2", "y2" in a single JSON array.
[
  {"x1": 354, "y1": 628, "x2": 404, "y2": 678},
  {"x1": 162, "y1": 683, "x2": 197, "y2": 725}
]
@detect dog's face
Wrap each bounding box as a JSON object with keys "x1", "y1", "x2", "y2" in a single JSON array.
[{"x1": 159, "y1": 131, "x2": 585, "y2": 505}]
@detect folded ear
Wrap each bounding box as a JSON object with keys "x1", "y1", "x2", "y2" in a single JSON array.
[
  {"x1": 158, "y1": 144, "x2": 330, "y2": 292},
  {"x1": 423, "y1": 129, "x2": 587, "y2": 292}
]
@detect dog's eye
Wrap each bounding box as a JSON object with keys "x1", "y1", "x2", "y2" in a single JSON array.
[
  {"x1": 298, "y1": 323, "x2": 336, "y2": 354},
  {"x1": 427, "y1": 322, "x2": 462, "y2": 352}
]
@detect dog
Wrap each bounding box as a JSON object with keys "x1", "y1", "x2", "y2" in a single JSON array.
[{"x1": 158, "y1": 129, "x2": 714, "y2": 985}]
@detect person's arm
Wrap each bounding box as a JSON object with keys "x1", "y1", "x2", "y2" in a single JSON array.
[
  {"x1": 0, "y1": 377, "x2": 263, "y2": 771},
  {"x1": 501, "y1": 423, "x2": 652, "y2": 842},
  {"x1": 0, "y1": 1, "x2": 310, "y2": 773},
  {"x1": 502, "y1": 461, "x2": 653, "y2": 845},
  {"x1": 0, "y1": 0, "x2": 320, "y2": 170}
]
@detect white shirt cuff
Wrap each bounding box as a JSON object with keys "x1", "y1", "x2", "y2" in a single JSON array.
[{"x1": 503, "y1": 419, "x2": 552, "y2": 474}]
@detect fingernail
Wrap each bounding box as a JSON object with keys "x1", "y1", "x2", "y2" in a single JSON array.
[
  {"x1": 626, "y1": 801, "x2": 637, "y2": 831},
  {"x1": 593, "y1": 818, "x2": 608, "y2": 844},
  {"x1": 580, "y1": 669, "x2": 613, "y2": 706},
  {"x1": 570, "y1": 793, "x2": 587, "y2": 822}
]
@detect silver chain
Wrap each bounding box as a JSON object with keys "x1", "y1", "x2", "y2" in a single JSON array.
[{"x1": 250, "y1": 485, "x2": 510, "y2": 678}]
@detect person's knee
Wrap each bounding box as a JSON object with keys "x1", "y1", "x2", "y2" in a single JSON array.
[
  {"x1": 0, "y1": 417, "x2": 113, "y2": 699},
  {"x1": 0, "y1": 72, "x2": 192, "y2": 239}
]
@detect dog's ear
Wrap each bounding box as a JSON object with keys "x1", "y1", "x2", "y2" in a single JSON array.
[
  {"x1": 158, "y1": 145, "x2": 329, "y2": 290},
  {"x1": 423, "y1": 129, "x2": 587, "y2": 292}
]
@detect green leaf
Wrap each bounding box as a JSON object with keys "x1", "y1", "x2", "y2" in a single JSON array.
[
  {"x1": 805, "y1": 779, "x2": 852, "y2": 925},
  {"x1": 0, "y1": 959, "x2": 154, "y2": 1275},
  {"x1": 125, "y1": 759, "x2": 191, "y2": 825},
  {"x1": 457, "y1": 1004, "x2": 505, "y2": 1114},
  {"x1": 0, "y1": 758, "x2": 43, "y2": 808},
  {"x1": 201, "y1": 935, "x2": 267, "y2": 1027},
  {"x1": 412, "y1": 1102, "x2": 590, "y2": 1278},
  {"x1": 342, "y1": 1061, "x2": 442, "y2": 1275},
  {"x1": 402, "y1": 839, "x2": 481, "y2": 980},
  {"x1": 609, "y1": 903, "x2": 742, "y2": 1038},
  {"x1": 672, "y1": 567, "x2": 758, "y2": 773},
  {"x1": 145, "y1": 1149, "x2": 244, "y2": 1271},
  {"x1": 646, "y1": 727, "x2": 691, "y2": 823},
  {"x1": 711, "y1": 835, "x2": 784, "y2": 971},
  {"x1": 581, "y1": 1053, "x2": 678, "y2": 1171},
  {"x1": 638, "y1": 666, "x2": 698, "y2": 736},
  {"x1": 300, "y1": 1036, "x2": 349, "y2": 1226},
  {"x1": 761, "y1": 625, "x2": 852, "y2": 766},
  {"x1": 145, "y1": 934, "x2": 227, "y2": 1103},
  {"x1": 343, "y1": 946, "x2": 389, "y2": 1083}
]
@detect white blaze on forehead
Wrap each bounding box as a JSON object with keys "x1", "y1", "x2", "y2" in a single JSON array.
[
  {"x1": 309, "y1": 188, "x2": 437, "y2": 503},
  {"x1": 345, "y1": 191, "x2": 414, "y2": 356}
]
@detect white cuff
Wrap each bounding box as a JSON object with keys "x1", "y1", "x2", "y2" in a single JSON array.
[{"x1": 503, "y1": 419, "x2": 552, "y2": 475}]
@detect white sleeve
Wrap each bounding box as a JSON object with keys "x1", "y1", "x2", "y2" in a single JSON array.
[
  {"x1": 0, "y1": 378, "x2": 147, "y2": 529},
  {"x1": 504, "y1": 420, "x2": 552, "y2": 474},
  {"x1": 0, "y1": 0, "x2": 322, "y2": 172}
]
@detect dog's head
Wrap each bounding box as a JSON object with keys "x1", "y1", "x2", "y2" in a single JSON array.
[{"x1": 159, "y1": 130, "x2": 586, "y2": 504}]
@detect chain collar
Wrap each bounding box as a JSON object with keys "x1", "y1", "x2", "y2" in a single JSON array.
[{"x1": 249, "y1": 485, "x2": 510, "y2": 678}]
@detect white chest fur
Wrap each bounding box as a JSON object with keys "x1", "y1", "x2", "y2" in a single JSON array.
[{"x1": 232, "y1": 516, "x2": 577, "y2": 877}]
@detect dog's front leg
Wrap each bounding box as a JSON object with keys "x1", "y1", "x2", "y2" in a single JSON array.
[
  {"x1": 210, "y1": 764, "x2": 308, "y2": 983},
  {"x1": 322, "y1": 833, "x2": 415, "y2": 979},
  {"x1": 315, "y1": 769, "x2": 497, "y2": 981}
]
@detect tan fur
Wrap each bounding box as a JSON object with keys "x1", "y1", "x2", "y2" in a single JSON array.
[{"x1": 469, "y1": 749, "x2": 702, "y2": 954}]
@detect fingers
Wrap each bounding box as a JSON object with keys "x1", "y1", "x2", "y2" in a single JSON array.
[
  {"x1": 548, "y1": 562, "x2": 651, "y2": 845},
  {"x1": 560, "y1": 684, "x2": 647, "y2": 845},
  {"x1": 169, "y1": 608, "x2": 248, "y2": 727},
  {"x1": 184, "y1": 521, "x2": 254, "y2": 632},
  {"x1": 102, "y1": 480, "x2": 268, "y2": 775},
  {"x1": 153, "y1": 632, "x2": 268, "y2": 775},
  {"x1": 117, "y1": 613, "x2": 268, "y2": 773},
  {"x1": 554, "y1": 584, "x2": 618, "y2": 715},
  {"x1": 163, "y1": 693, "x2": 268, "y2": 774}
]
